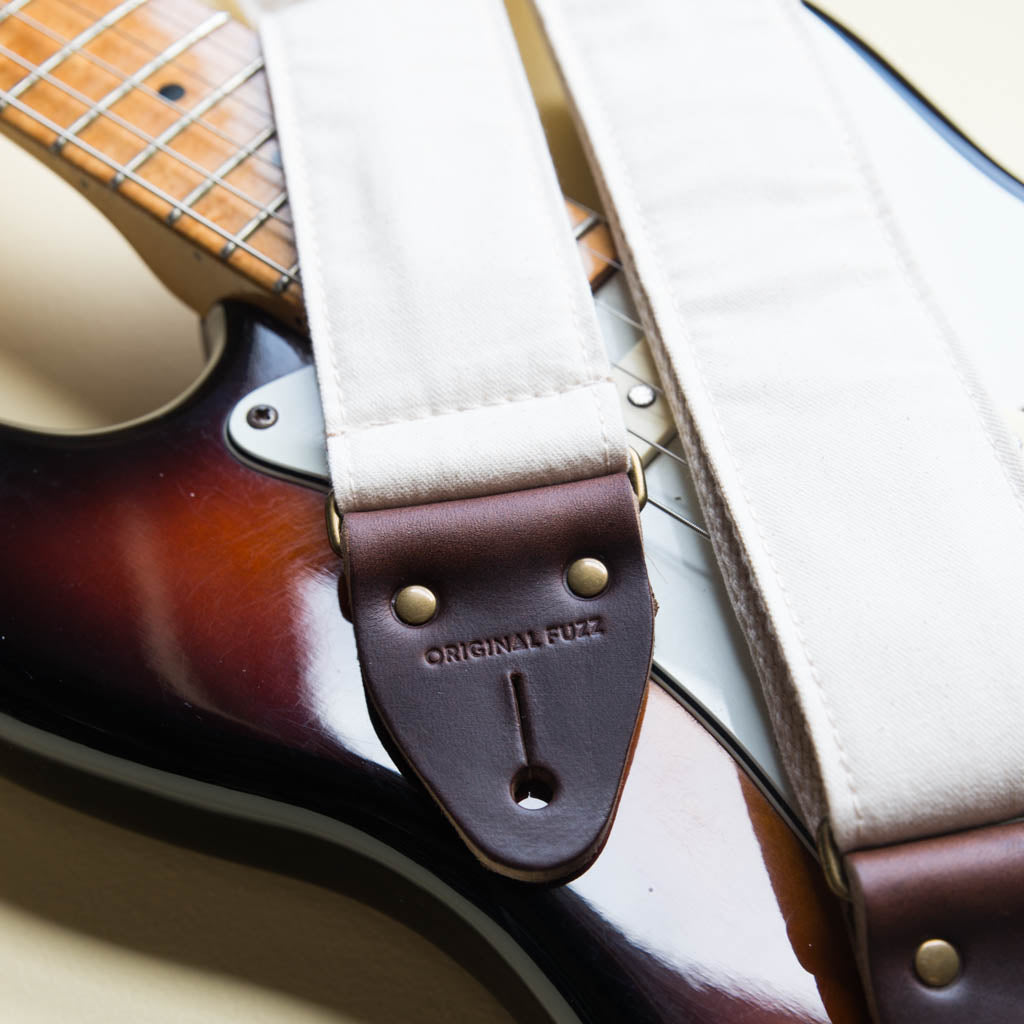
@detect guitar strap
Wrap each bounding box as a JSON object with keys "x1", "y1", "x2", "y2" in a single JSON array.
[
  {"x1": 252, "y1": 0, "x2": 655, "y2": 882},
  {"x1": 532, "y1": 0, "x2": 1024, "y2": 1018},
  {"x1": 256, "y1": 0, "x2": 623, "y2": 512}
]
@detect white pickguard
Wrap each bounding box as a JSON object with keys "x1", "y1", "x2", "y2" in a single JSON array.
[{"x1": 227, "y1": 12, "x2": 1024, "y2": 813}]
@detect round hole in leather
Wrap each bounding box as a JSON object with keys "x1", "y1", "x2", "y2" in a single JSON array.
[{"x1": 511, "y1": 765, "x2": 556, "y2": 810}]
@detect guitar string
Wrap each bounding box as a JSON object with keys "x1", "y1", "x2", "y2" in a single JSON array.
[
  {"x1": 0, "y1": 41, "x2": 294, "y2": 228},
  {"x1": 615, "y1": 359, "x2": 666, "y2": 396},
  {"x1": 596, "y1": 296, "x2": 643, "y2": 332},
  {"x1": 647, "y1": 496, "x2": 709, "y2": 539},
  {"x1": 52, "y1": 12, "x2": 232, "y2": 152},
  {"x1": 628, "y1": 429, "x2": 685, "y2": 467},
  {"x1": 51, "y1": 0, "x2": 278, "y2": 127},
  {"x1": 626, "y1": 426, "x2": 707, "y2": 540},
  {"x1": 4, "y1": 6, "x2": 284, "y2": 178},
  {"x1": 0, "y1": 87, "x2": 298, "y2": 282}
]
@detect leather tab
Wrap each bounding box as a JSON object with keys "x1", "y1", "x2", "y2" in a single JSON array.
[
  {"x1": 342, "y1": 473, "x2": 654, "y2": 882},
  {"x1": 846, "y1": 821, "x2": 1024, "y2": 1023}
]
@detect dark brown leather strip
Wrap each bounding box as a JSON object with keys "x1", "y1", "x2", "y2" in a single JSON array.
[
  {"x1": 846, "y1": 819, "x2": 1024, "y2": 1024},
  {"x1": 342, "y1": 473, "x2": 654, "y2": 882}
]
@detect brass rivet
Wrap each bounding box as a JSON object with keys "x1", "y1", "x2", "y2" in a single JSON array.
[
  {"x1": 566, "y1": 557, "x2": 609, "y2": 598},
  {"x1": 914, "y1": 939, "x2": 960, "y2": 988},
  {"x1": 393, "y1": 585, "x2": 437, "y2": 625}
]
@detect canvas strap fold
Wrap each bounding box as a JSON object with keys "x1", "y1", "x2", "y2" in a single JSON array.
[
  {"x1": 254, "y1": 0, "x2": 626, "y2": 513},
  {"x1": 532, "y1": 0, "x2": 1024, "y2": 857}
]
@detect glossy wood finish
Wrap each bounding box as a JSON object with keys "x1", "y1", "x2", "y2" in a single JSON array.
[{"x1": 0, "y1": 304, "x2": 869, "y2": 1022}]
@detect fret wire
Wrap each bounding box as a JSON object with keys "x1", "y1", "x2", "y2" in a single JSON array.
[
  {"x1": 53, "y1": 0, "x2": 277, "y2": 128},
  {"x1": 0, "y1": 42, "x2": 292, "y2": 228},
  {"x1": 1, "y1": 0, "x2": 148, "y2": 106},
  {"x1": 0, "y1": 86, "x2": 297, "y2": 282},
  {"x1": 273, "y1": 260, "x2": 300, "y2": 293},
  {"x1": 8, "y1": 7, "x2": 283, "y2": 176},
  {"x1": 168, "y1": 123, "x2": 274, "y2": 223},
  {"x1": 221, "y1": 190, "x2": 287, "y2": 256},
  {"x1": 53, "y1": 11, "x2": 230, "y2": 152}
]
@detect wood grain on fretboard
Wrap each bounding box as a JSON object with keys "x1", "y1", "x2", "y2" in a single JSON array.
[{"x1": 0, "y1": 0, "x2": 615, "y2": 315}]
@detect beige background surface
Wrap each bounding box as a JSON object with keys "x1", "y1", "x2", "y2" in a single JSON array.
[{"x1": 3, "y1": 1, "x2": 1024, "y2": 1021}]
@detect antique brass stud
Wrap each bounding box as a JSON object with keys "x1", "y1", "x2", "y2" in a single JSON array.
[
  {"x1": 394, "y1": 585, "x2": 437, "y2": 625},
  {"x1": 914, "y1": 939, "x2": 961, "y2": 988},
  {"x1": 567, "y1": 557, "x2": 609, "y2": 598}
]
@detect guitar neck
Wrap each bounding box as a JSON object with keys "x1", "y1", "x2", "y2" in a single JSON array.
[{"x1": 0, "y1": 0, "x2": 614, "y2": 319}]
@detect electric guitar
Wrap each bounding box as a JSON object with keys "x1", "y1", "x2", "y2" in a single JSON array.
[{"x1": 2, "y1": 2, "x2": 1023, "y2": 1020}]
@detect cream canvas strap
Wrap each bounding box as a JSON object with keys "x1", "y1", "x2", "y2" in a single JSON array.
[
  {"x1": 535, "y1": 0, "x2": 1024, "y2": 1012},
  {"x1": 253, "y1": 0, "x2": 626, "y2": 513}
]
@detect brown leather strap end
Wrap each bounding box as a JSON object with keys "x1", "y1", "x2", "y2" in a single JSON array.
[
  {"x1": 342, "y1": 473, "x2": 654, "y2": 883},
  {"x1": 846, "y1": 820, "x2": 1024, "y2": 1024}
]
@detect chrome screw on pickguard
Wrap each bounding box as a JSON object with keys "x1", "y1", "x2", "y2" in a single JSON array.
[
  {"x1": 246, "y1": 404, "x2": 278, "y2": 429},
  {"x1": 627, "y1": 383, "x2": 656, "y2": 408}
]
